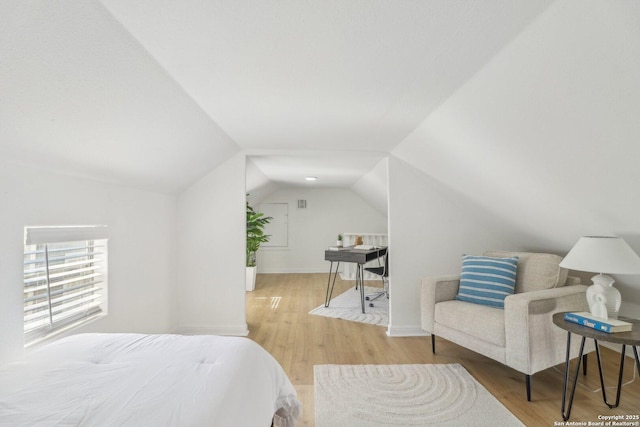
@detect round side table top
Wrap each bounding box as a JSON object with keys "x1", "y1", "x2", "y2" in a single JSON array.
[{"x1": 553, "y1": 312, "x2": 640, "y2": 345}]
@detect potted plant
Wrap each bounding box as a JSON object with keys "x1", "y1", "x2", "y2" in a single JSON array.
[
  {"x1": 246, "y1": 197, "x2": 272, "y2": 291},
  {"x1": 337, "y1": 234, "x2": 343, "y2": 247}
]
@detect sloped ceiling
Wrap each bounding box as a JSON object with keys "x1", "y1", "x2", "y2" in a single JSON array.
[
  {"x1": 7, "y1": 0, "x2": 639, "y2": 265},
  {"x1": 0, "y1": 1, "x2": 238, "y2": 194},
  {"x1": 394, "y1": 0, "x2": 640, "y2": 251},
  {"x1": 248, "y1": 151, "x2": 387, "y2": 188},
  {"x1": 100, "y1": 0, "x2": 553, "y2": 154},
  {"x1": 0, "y1": 0, "x2": 555, "y2": 196}
]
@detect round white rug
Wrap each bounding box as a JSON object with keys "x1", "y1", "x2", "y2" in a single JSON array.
[{"x1": 314, "y1": 364, "x2": 524, "y2": 426}]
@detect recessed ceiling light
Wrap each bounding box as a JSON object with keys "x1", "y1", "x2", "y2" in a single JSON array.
[{"x1": 305, "y1": 176, "x2": 318, "y2": 181}]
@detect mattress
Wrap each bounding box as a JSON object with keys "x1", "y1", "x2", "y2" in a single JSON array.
[{"x1": 0, "y1": 333, "x2": 301, "y2": 426}]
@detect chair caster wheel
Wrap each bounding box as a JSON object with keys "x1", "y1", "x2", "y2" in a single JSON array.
[
  {"x1": 369, "y1": 303, "x2": 374, "y2": 307},
  {"x1": 365, "y1": 296, "x2": 370, "y2": 301}
]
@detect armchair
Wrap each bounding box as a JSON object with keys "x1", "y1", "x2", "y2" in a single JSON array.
[{"x1": 421, "y1": 251, "x2": 594, "y2": 400}]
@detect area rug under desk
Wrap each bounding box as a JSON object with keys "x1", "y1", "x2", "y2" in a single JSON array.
[
  {"x1": 308, "y1": 286, "x2": 388, "y2": 327},
  {"x1": 314, "y1": 364, "x2": 523, "y2": 427}
]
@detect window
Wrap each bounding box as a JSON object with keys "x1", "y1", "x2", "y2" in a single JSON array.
[{"x1": 23, "y1": 226, "x2": 108, "y2": 344}]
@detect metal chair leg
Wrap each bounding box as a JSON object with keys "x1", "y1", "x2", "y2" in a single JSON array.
[{"x1": 364, "y1": 277, "x2": 388, "y2": 307}]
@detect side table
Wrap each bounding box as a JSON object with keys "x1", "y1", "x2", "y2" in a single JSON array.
[{"x1": 552, "y1": 312, "x2": 640, "y2": 421}]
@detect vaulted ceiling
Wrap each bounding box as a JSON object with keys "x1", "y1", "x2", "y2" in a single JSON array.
[
  {"x1": 395, "y1": 0, "x2": 640, "y2": 251},
  {"x1": 1, "y1": 0, "x2": 553, "y2": 194},
  {"x1": 2, "y1": 1, "x2": 640, "y2": 260}
]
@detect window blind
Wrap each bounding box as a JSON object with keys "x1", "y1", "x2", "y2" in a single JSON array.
[
  {"x1": 25, "y1": 225, "x2": 109, "y2": 245},
  {"x1": 23, "y1": 226, "x2": 108, "y2": 342}
]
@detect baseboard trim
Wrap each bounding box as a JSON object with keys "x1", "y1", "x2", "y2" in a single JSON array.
[
  {"x1": 386, "y1": 325, "x2": 429, "y2": 337},
  {"x1": 257, "y1": 269, "x2": 329, "y2": 274},
  {"x1": 173, "y1": 324, "x2": 249, "y2": 337}
]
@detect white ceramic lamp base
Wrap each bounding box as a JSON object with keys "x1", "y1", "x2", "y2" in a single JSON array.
[{"x1": 585, "y1": 273, "x2": 621, "y2": 320}]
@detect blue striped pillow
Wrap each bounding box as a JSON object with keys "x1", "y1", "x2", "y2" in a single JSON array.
[{"x1": 455, "y1": 255, "x2": 519, "y2": 309}]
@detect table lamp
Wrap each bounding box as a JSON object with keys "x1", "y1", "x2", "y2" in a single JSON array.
[{"x1": 559, "y1": 236, "x2": 640, "y2": 319}]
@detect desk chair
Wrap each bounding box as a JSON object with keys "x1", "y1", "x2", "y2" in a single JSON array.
[{"x1": 364, "y1": 251, "x2": 388, "y2": 307}]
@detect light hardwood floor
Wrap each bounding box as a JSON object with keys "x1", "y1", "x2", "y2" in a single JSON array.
[{"x1": 246, "y1": 273, "x2": 640, "y2": 426}]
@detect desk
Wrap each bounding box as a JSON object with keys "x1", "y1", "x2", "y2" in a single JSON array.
[
  {"x1": 553, "y1": 312, "x2": 640, "y2": 421},
  {"x1": 324, "y1": 246, "x2": 387, "y2": 313}
]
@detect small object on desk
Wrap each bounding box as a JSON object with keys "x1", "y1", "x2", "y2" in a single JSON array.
[
  {"x1": 563, "y1": 311, "x2": 633, "y2": 333},
  {"x1": 354, "y1": 236, "x2": 363, "y2": 245},
  {"x1": 354, "y1": 244, "x2": 375, "y2": 250},
  {"x1": 328, "y1": 245, "x2": 353, "y2": 251}
]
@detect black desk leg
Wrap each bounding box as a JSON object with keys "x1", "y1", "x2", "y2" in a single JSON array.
[
  {"x1": 594, "y1": 340, "x2": 625, "y2": 409},
  {"x1": 357, "y1": 264, "x2": 365, "y2": 314},
  {"x1": 325, "y1": 261, "x2": 340, "y2": 307},
  {"x1": 561, "y1": 332, "x2": 586, "y2": 421}
]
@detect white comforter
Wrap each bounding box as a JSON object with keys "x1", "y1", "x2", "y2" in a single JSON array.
[{"x1": 0, "y1": 333, "x2": 301, "y2": 427}]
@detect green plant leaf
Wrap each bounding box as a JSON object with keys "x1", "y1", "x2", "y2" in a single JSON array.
[{"x1": 246, "y1": 195, "x2": 273, "y2": 267}]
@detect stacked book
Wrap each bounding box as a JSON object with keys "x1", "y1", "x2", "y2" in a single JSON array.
[
  {"x1": 564, "y1": 312, "x2": 633, "y2": 333},
  {"x1": 327, "y1": 245, "x2": 353, "y2": 251}
]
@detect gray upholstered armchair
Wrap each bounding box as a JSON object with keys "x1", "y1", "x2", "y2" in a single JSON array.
[{"x1": 421, "y1": 251, "x2": 594, "y2": 400}]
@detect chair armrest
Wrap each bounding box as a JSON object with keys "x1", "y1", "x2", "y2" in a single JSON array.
[
  {"x1": 505, "y1": 284, "x2": 589, "y2": 309},
  {"x1": 504, "y1": 285, "x2": 590, "y2": 374},
  {"x1": 565, "y1": 275, "x2": 581, "y2": 286},
  {"x1": 421, "y1": 275, "x2": 460, "y2": 333}
]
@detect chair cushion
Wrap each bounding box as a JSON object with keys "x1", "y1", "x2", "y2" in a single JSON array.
[
  {"x1": 435, "y1": 300, "x2": 506, "y2": 347},
  {"x1": 455, "y1": 255, "x2": 518, "y2": 308},
  {"x1": 483, "y1": 251, "x2": 568, "y2": 293}
]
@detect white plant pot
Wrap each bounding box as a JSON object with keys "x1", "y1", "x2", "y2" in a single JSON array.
[
  {"x1": 246, "y1": 266, "x2": 257, "y2": 291},
  {"x1": 337, "y1": 241, "x2": 343, "y2": 247}
]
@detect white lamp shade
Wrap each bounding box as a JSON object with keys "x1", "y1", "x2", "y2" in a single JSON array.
[{"x1": 559, "y1": 236, "x2": 640, "y2": 274}]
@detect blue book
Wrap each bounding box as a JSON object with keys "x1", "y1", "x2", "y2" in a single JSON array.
[{"x1": 564, "y1": 312, "x2": 632, "y2": 333}]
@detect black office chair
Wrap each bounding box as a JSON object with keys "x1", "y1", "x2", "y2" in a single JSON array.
[{"x1": 364, "y1": 251, "x2": 388, "y2": 307}]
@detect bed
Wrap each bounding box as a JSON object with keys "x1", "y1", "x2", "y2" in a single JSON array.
[{"x1": 0, "y1": 333, "x2": 301, "y2": 426}]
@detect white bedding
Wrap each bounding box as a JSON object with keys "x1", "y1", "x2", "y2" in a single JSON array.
[{"x1": 0, "y1": 333, "x2": 301, "y2": 427}]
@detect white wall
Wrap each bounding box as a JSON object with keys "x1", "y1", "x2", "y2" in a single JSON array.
[
  {"x1": 245, "y1": 158, "x2": 278, "y2": 204},
  {"x1": 255, "y1": 187, "x2": 388, "y2": 274},
  {"x1": 350, "y1": 158, "x2": 388, "y2": 216},
  {"x1": 0, "y1": 162, "x2": 177, "y2": 365},
  {"x1": 386, "y1": 155, "x2": 530, "y2": 336},
  {"x1": 392, "y1": 0, "x2": 640, "y2": 315},
  {"x1": 176, "y1": 152, "x2": 247, "y2": 336}
]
